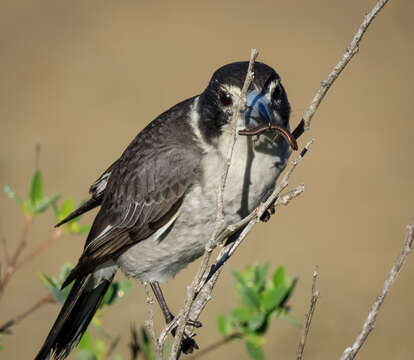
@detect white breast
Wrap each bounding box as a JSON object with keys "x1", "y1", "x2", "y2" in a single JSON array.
[
  {"x1": 117, "y1": 97, "x2": 291, "y2": 283},
  {"x1": 117, "y1": 133, "x2": 289, "y2": 283}
]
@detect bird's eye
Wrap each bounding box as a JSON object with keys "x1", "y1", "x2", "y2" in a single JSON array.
[{"x1": 219, "y1": 91, "x2": 233, "y2": 107}]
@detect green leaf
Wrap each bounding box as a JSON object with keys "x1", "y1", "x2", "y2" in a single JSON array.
[
  {"x1": 39, "y1": 272, "x2": 57, "y2": 290},
  {"x1": 255, "y1": 262, "x2": 270, "y2": 291},
  {"x1": 57, "y1": 198, "x2": 75, "y2": 220},
  {"x1": 58, "y1": 263, "x2": 74, "y2": 283},
  {"x1": 247, "y1": 312, "x2": 265, "y2": 331},
  {"x1": 22, "y1": 199, "x2": 32, "y2": 215},
  {"x1": 94, "y1": 339, "x2": 106, "y2": 359},
  {"x1": 39, "y1": 263, "x2": 74, "y2": 304},
  {"x1": 217, "y1": 314, "x2": 233, "y2": 336},
  {"x1": 261, "y1": 284, "x2": 288, "y2": 313},
  {"x1": 277, "y1": 313, "x2": 302, "y2": 327},
  {"x1": 101, "y1": 280, "x2": 132, "y2": 307},
  {"x1": 231, "y1": 308, "x2": 255, "y2": 323},
  {"x1": 246, "y1": 337, "x2": 265, "y2": 360},
  {"x1": 78, "y1": 330, "x2": 94, "y2": 351},
  {"x1": 29, "y1": 170, "x2": 43, "y2": 207},
  {"x1": 77, "y1": 224, "x2": 92, "y2": 234},
  {"x1": 77, "y1": 330, "x2": 107, "y2": 360},
  {"x1": 32, "y1": 195, "x2": 60, "y2": 214},
  {"x1": 91, "y1": 311, "x2": 102, "y2": 327},
  {"x1": 233, "y1": 272, "x2": 261, "y2": 310},
  {"x1": 279, "y1": 277, "x2": 298, "y2": 308},
  {"x1": 66, "y1": 222, "x2": 90, "y2": 235},
  {"x1": 55, "y1": 198, "x2": 92, "y2": 234},
  {"x1": 272, "y1": 266, "x2": 285, "y2": 287}
]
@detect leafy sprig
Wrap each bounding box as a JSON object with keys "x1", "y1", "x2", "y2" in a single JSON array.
[{"x1": 217, "y1": 264, "x2": 298, "y2": 360}]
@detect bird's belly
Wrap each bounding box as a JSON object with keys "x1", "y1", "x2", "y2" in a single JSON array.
[{"x1": 118, "y1": 137, "x2": 289, "y2": 283}]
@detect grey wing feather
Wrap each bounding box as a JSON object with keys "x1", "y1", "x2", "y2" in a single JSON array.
[
  {"x1": 84, "y1": 148, "x2": 197, "y2": 255},
  {"x1": 62, "y1": 97, "x2": 202, "y2": 286}
]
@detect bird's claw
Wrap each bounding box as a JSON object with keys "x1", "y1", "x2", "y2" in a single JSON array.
[
  {"x1": 260, "y1": 206, "x2": 275, "y2": 222},
  {"x1": 181, "y1": 332, "x2": 199, "y2": 354},
  {"x1": 186, "y1": 319, "x2": 202, "y2": 328},
  {"x1": 171, "y1": 318, "x2": 202, "y2": 354}
]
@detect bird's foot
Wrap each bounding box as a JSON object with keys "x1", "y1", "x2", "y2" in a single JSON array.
[
  {"x1": 186, "y1": 319, "x2": 202, "y2": 328},
  {"x1": 170, "y1": 318, "x2": 202, "y2": 354},
  {"x1": 180, "y1": 332, "x2": 199, "y2": 354},
  {"x1": 260, "y1": 205, "x2": 275, "y2": 222}
]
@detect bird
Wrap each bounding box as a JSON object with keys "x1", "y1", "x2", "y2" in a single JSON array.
[{"x1": 35, "y1": 61, "x2": 297, "y2": 359}]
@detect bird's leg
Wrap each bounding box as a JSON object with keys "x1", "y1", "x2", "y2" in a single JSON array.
[
  {"x1": 150, "y1": 281, "x2": 201, "y2": 354},
  {"x1": 150, "y1": 281, "x2": 174, "y2": 324}
]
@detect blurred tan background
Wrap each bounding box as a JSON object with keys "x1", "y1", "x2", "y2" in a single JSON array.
[{"x1": 1, "y1": 0, "x2": 414, "y2": 359}]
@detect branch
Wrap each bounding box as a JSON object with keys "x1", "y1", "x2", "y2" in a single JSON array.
[
  {"x1": 0, "y1": 216, "x2": 33, "y2": 300},
  {"x1": 187, "y1": 144, "x2": 311, "y2": 343},
  {"x1": 296, "y1": 268, "x2": 320, "y2": 360},
  {"x1": 167, "y1": 49, "x2": 259, "y2": 360},
  {"x1": 186, "y1": 332, "x2": 241, "y2": 360},
  {"x1": 143, "y1": 283, "x2": 163, "y2": 360},
  {"x1": 0, "y1": 293, "x2": 55, "y2": 333},
  {"x1": 157, "y1": 0, "x2": 392, "y2": 356},
  {"x1": 302, "y1": 0, "x2": 390, "y2": 130},
  {"x1": 15, "y1": 228, "x2": 62, "y2": 271},
  {"x1": 339, "y1": 219, "x2": 414, "y2": 360}
]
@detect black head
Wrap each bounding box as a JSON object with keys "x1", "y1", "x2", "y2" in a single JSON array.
[{"x1": 198, "y1": 62, "x2": 291, "y2": 144}]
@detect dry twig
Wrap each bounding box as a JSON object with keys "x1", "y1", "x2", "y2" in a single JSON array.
[
  {"x1": 144, "y1": 283, "x2": 163, "y2": 359},
  {"x1": 0, "y1": 293, "x2": 55, "y2": 333},
  {"x1": 302, "y1": 0, "x2": 390, "y2": 130},
  {"x1": 167, "y1": 49, "x2": 259, "y2": 360},
  {"x1": 188, "y1": 141, "x2": 312, "y2": 329},
  {"x1": 150, "y1": 0, "x2": 393, "y2": 357},
  {"x1": 297, "y1": 268, "x2": 320, "y2": 360},
  {"x1": 186, "y1": 332, "x2": 241, "y2": 360},
  {"x1": 0, "y1": 216, "x2": 33, "y2": 300},
  {"x1": 339, "y1": 219, "x2": 414, "y2": 360}
]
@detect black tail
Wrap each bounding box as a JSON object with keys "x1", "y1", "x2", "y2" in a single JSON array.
[{"x1": 35, "y1": 274, "x2": 112, "y2": 360}]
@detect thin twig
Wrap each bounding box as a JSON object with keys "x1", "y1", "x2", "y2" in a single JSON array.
[
  {"x1": 297, "y1": 268, "x2": 320, "y2": 360},
  {"x1": 144, "y1": 283, "x2": 163, "y2": 360},
  {"x1": 167, "y1": 49, "x2": 259, "y2": 360},
  {"x1": 15, "y1": 228, "x2": 62, "y2": 271},
  {"x1": 161, "y1": 0, "x2": 391, "y2": 356},
  {"x1": 0, "y1": 293, "x2": 55, "y2": 333},
  {"x1": 158, "y1": 316, "x2": 179, "y2": 350},
  {"x1": 277, "y1": 185, "x2": 305, "y2": 206},
  {"x1": 195, "y1": 140, "x2": 311, "y2": 297},
  {"x1": 9, "y1": 216, "x2": 32, "y2": 266},
  {"x1": 188, "y1": 147, "x2": 310, "y2": 326},
  {"x1": 101, "y1": 336, "x2": 120, "y2": 360},
  {"x1": 220, "y1": 47, "x2": 259, "y2": 213},
  {"x1": 186, "y1": 332, "x2": 242, "y2": 360},
  {"x1": 339, "y1": 219, "x2": 414, "y2": 360},
  {"x1": 187, "y1": 0, "x2": 391, "y2": 338},
  {"x1": 0, "y1": 216, "x2": 33, "y2": 300},
  {"x1": 302, "y1": 0, "x2": 390, "y2": 130},
  {"x1": 1, "y1": 232, "x2": 10, "y2": 266}
]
